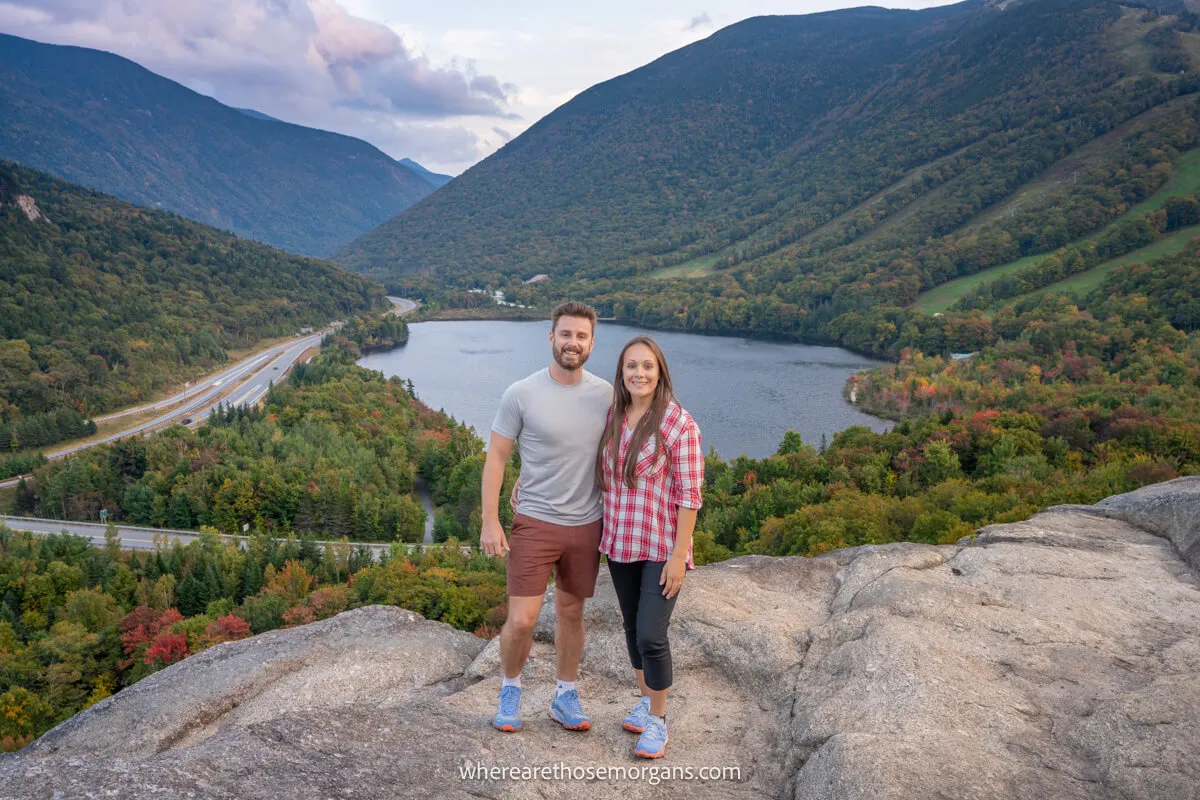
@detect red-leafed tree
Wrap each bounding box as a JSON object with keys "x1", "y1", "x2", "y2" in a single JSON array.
[
  {"x1": 144, "y1": 631, "x2": 189, "y2": 666},
  {"x1": 204, "y1": 614, "x2": 252, "y2": 646},
  {"x1": 281, "y1": 605, "x2": 315, "y2": 628},
  {"x1": 119, "y1": 607, "x2": 184, "y2": 658}
]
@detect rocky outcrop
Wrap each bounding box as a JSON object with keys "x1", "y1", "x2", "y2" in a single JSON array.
[
  {"x1": 14, "y1": 194, "x2": 46, "y2": 223},
  {"x1": 0, "y1": 187, "x2": 47, "y2": 223},
  {"x1": 2, "y1": 479, "x2": 1199, "y2": 799}
]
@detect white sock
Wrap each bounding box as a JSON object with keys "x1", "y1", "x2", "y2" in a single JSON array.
[
  {"x1": 555, "y1": 680, "x2": 576, "y2": 696},
  {"x1": 502, "y1": 674, "x2": 521, "y2": 689}
]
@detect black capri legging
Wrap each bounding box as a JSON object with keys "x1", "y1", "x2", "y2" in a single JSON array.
[{"x1": 607, "y1": 559, "x2": 679, "y2": 691}]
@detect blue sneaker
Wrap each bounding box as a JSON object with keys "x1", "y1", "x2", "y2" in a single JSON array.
[
  {"x1": 622, "y1": 696, "x2": 651, "y2": 733},
  {"x1": 493, "y1": 685, "x2": 522, "y2": 732},
  {"x1": 549, "y1": 689, "x2": 592, "y2": 731},
  {"x1": 634, "y1": 714, "x2": 667, "y2": 758}
]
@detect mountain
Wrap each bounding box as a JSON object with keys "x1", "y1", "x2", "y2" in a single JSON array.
[
  {"x1": 399, "y1": 158, "x2": 454, "y2": 189},
  {"x1": 336, "y1": 0, "x2": 1200, "y2": 351},
  {"x1": 229, "y1": 109, "x2": 451, "y2": 190},
  {"x1": 235, "y1": 108, "x2": 283, "y2": 123},
  {"x1": 3, "y1": 478, "x2": 1198, "y2": 796},
  {"x1": 0, "y1": 33, "x2": 434, "y2": 257},
  {"x1": 0, "y1": 159, "x2": 385, "y2": 452}
]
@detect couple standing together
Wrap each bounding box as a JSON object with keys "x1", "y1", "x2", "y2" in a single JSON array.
[{"x1": 479, "y1": 301, "x2": 704, "y2": 759}]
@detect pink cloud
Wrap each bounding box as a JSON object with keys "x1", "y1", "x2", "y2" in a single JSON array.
[{"x1": 0, "y1": 0, "x2": 516, "y2": 169}]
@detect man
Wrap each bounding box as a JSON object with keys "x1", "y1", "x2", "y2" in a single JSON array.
[{"x1": 481, "y1": 301, "x2": 613, "y2": 733}]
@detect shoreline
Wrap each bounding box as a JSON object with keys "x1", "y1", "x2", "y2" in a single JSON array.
[{"x1": 410, "y1": 306, "x2": 891, "y2": 364}]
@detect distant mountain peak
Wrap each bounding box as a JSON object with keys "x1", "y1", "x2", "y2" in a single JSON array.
[
  {"x1": 0, "y1": 33, "x2": 434, "y2": 257},
  {"x1": 398, "y1": 158, "x2": 454, "y2": 189}
]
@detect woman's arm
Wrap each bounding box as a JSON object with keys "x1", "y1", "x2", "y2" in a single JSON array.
[
  {"x1": 661, "y1": 507, "x2": 697, "y2": 599},
  {"x1": 662, "y1": 412, "x2": 704, "y2": 597}
]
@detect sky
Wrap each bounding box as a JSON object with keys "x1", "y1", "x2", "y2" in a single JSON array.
[{"x1": 0, "y1": 0, "x2": 958, "y2": 175}]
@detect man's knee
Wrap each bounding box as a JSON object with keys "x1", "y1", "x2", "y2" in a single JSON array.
[{"x1": 504, "y1": 597, "x2": 543, "y2": 636}]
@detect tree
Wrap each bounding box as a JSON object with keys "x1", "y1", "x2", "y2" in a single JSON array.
[
  {"x1": 144, "y1": 631, "x2": 189, "y2": 666},
  {"x1": 204, "y1": 614, "x2": 252, "y2": 646}
]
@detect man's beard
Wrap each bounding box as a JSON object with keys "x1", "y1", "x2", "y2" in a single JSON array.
[{"x1": 553, "y1": 341, "x2": 590, "y2": 371}]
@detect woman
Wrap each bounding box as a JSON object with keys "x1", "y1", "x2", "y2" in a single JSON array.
[{"x1": 596, "y1": 335, "x2": 703, "y2": 759}]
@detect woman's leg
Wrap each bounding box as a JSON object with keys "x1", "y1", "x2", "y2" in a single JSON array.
[
  {"x1": 634, "y1": 669, "x2": 651, "y2": 698},
  {"x1": 606, "y1": 559, "x2": 646, "y2": 678},
  {"x1": 636, "y1": 560, "x2": 679, "y2": 716}
]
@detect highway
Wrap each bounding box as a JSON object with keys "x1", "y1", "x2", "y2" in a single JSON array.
[
  {"x1": 0, "y1": 514, "x2": 455, "y2": 557},
  {"x1": 1, "y1": 297, "x2": 417, "y2": 490},
  {"x1": 183, "y1": 333, "x2": 323, "y2": 423},
  {"x1": 0, "y1": 331, "x2": 327, "y2": 488},
  {"x1": 92, "y1": 338, "x2": 309, "y2": 423},
  {"x1": 387, "y1": 296, "x2": 419, "y2": 316}
]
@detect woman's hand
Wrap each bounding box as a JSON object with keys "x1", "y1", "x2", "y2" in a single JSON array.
[{"x1": 660, "y1": 556, "x2": 687, "y2": 599}]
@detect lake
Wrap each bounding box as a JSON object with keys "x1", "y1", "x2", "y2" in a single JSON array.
[{"x1": 358, "y1": 321, "x2": 890, "y2": 459}]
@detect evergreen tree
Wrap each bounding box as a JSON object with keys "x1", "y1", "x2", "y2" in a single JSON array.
[{"x1": 176, "y1": 573, "x2": 205, "y2": 617}]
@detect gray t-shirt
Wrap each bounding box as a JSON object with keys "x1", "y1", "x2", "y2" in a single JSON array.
[{"x1": 491, "y1": 368, "x2": 613, "y2": 526}]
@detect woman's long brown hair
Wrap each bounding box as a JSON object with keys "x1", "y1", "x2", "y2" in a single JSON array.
[{"x1": 596, "y1": 335, "x2": 676, "y2": 491}]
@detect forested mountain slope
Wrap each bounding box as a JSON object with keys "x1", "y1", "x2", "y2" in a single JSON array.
[
  {"x1": 339, "y1": 0, "x2": 1200, "y2": 354},
  {"x1": 0, "y1": 161, "x2": 385, "y2": 452},
  {"x1": 0, "y1": 33, "x2": 435, "y2": 257}
]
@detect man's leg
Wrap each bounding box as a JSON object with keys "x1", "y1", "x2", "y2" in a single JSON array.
[
  {"x1": 500, "y1": 594, "x2": 545, "y2": 680},
  {"x1": 547, "y1": 587, "x2": 591, "y2": 730},
  {"x1": 553, "y1": 517, "x2": 603, "y2": 680},
  {"x1": 494, "y1": 514, "x2": 555, "y2": 732},
  {"x1": 554, "y1": 588, "x2": 585, "y2": 682},
  {"x1": 547, "y1": 518, "x2": 602, "y2": 732}
]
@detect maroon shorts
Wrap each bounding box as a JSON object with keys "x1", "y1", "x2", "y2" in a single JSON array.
[{"x1": 507, "y1": 513, "x2": 603, "y2": 598}]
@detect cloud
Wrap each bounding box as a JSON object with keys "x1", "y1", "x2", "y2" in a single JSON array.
[
  {"x1": 491, "y1": 127, "x2": 513, "y2": 142},
  {"x1": 685, "y1": 13, "x2": 712, "y2": 31},
  {"x1": 0, "y1": 0, "x2": 517, "y2": 170}
]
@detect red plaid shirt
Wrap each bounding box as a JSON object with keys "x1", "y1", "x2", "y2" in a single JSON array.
[{"x1": 600, "y1": 401, "x2": 704, "y2": 566}]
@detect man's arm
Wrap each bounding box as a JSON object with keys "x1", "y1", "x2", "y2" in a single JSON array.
[{"x1": 481, "y1": 430, "x2": 515, "y2": 556}]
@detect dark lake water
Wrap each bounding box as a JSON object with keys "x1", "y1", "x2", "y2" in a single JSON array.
[{"x1": 357, "y1": 321, "x2": 890, "y2": 459}]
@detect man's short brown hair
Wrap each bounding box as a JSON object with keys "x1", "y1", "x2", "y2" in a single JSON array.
[{"x1": 551, "y1": 301, "x2": 598, "y2": 333}]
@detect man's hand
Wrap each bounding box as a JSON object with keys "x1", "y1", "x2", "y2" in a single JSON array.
[
  {"x1": 481, "y1": 431, "x2": 516, "y2": 558},
  {"x1": 481, "y1": 517, "x2": 510, "y2": 557}
]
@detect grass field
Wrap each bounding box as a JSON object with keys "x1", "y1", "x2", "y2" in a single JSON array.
[
  {"x1": 915, "y1": 253, "x2": 1048, "y2": 314},
  {"x1": 44, "y1": 408, "x2": 167, "y2": 458},
  {"x1": 1018, "y1": 223, "x2": 1200, "y2": 303},
  {"x1": 964, "y1": 94, "x2": 1200, "y2": 234},
  {"x1": 914, "y1": 147, "x2": 1200, "y2": 314},
  {"x1": 648, "y1": 251, "x2": 726, "y2": 279},
  {"x1": 1126, "y1": 149, "x2": 1200, "y2": 217}
]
